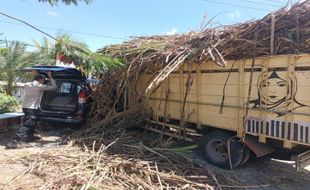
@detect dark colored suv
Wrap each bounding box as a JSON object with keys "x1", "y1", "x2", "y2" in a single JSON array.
[{"x1": 22, "y1": 66, "x2": 91, "y2": 128}]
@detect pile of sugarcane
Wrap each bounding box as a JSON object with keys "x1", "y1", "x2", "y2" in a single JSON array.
[
  {"x1": 3, "y1": 130, "x2": 258, "y2": 190},
  {"x1": 99, "y1": 1, "x2": 309, "y2": 65}
]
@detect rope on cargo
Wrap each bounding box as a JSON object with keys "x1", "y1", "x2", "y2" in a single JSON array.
[
  {"x1": 179, "y1": 64, "x2": 194, "y2": 139},
  {"x1": 242, "y1": 29, "x2": 258, "y2": 142},
  {"x1": 219, "y1": 62, "x2": 236, "y2": 114}
]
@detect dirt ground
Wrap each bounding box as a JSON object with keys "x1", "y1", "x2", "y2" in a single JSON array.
[
  {"x1": 0, "y1": 125, "x2": 71, "y2": 189},
  {"x1": 191, "y1": 152, "x2": 310, "y2": 190},
  {"x1": 0, "y1": 125, "x2": 309, "y2": 190}
]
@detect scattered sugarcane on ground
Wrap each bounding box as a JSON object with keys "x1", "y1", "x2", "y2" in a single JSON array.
[
  {"x1": 1, "y1": 125, "x2": 309, "y2": 189},
  {"x1": 1, "y1": 125, "x2": 246, "y2": 190}
]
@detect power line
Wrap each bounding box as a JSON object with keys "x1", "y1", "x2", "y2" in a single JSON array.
[
  {"x1": 0, "y1": 11, "x2": 117, "y2": 53},
  {"x1": 269, "y1": 0, "x2": 289, "y2": 3},
  {"x1": 0, "y1": 11, "x2": 59, "y2": 42},
  {"x1": 0, "y1": 19, "x2": 128, "y2": 41},
  {"x1": 201, "y1": 0, "x2": 272, "y2": 11},
  {"x1": 240, "y1": 0, "x2": 287, "y2": 5},
  {"x1": 233, "y1": 0, "x2": 283, "y2": 7}
]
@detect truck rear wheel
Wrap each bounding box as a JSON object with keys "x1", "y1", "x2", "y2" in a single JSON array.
[{"x1": 201, "y1": 131, "x2": 244, "y2": 169}]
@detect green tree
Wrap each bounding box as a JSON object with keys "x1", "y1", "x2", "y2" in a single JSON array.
[
  {"x1": 0, "y1": 93, "x2": 18, "y2": 113},
  {"x1": 32, "y1": 34, "x2": 123, "y2": 76},
  {"x1": 54, "y1": 34, "x2": 123, "y2": 76},
  {"x1": 54, "y1": 34, "x2": 91, "y2": 64},
  {"x1": 37, "y1": 0, "x2": 92, "y2": 6},
  {"x1": 0, "y1": 40, "x2": 34, "y2": 95}
]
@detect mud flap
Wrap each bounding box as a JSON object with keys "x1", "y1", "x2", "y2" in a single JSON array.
[
  {"x1": 292, "y1": 150, "x2": 310, "y2": 172},
  {"x1": 244, "y1": 135, "x2": 275, "y2": 157}
]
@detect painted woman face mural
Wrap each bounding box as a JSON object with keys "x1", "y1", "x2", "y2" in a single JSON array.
[{"x1": 249, "y1": 71, "x2": 306, "y2": 117}]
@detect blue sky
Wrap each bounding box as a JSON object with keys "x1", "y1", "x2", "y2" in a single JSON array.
[{"x1": 0, "y1": 0, "x2": 290, "y2": 51}]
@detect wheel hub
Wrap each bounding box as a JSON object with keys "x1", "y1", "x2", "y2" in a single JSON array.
[{"x1": 207, "y1": 140, "x2": 228, "y2": 162}]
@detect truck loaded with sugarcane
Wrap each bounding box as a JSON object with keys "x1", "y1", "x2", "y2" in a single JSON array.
[
  {"x1": 130, "y1": 54, "x2": 310, "y2": 169},
  {"x1": 95, "y1": 1, "x2": 310, "y2": 169}
]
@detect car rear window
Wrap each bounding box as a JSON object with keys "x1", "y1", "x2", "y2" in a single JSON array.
[{"x1": 57, "y1": 81, "x2": 77, "y2": 94}]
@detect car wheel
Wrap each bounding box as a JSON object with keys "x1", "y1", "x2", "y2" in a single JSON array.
[{"x1": 201, "y1": 131, "x2": 244, "y2": 169}]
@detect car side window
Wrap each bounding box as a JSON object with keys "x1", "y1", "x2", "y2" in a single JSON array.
[{"x1": 76, "y1": 85, "x2": 81, "y2": 94}]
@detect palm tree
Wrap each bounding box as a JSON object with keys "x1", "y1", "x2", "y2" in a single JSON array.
[
  {"x1": 37, "y1": 0, "x2": 92, "y2": 6},
  {"x1": 0, "y1": 40, "x2": 34, "y2": 95},
  {"x1": 32, "y1": 36, "x2": 56, "y2": 65},
  {"x1": 54, "y1": 34, "x2": 123, "y2": 76},
  {"x1": 54, "y1": 34, "x2": 91, "y2": 64},
  {"x1": 32, "y1": 34, "x2": 123, "y2": 77}
]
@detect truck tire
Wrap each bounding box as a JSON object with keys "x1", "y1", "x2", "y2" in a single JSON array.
[{"x1": 201, "y1": 131, "x2": 244, "y2": 169}]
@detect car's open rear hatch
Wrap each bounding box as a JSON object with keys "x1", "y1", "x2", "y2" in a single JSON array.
[
  {"x1": 22, "y1": 66, "x2": 85, "y2": 80},
  {"x1": 40, "y1": 79, "x2": 79, "y2": 113}
]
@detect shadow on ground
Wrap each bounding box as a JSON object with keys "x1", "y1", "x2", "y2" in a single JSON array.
[
  {"x1": 92, "y1": 128, "x2": 310, "y2": 190},
  {"x1": 0, "y1": 122, "x2": 72, "y2": 149}
]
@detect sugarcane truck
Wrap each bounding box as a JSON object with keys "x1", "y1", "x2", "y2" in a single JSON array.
[{"x1": 129, "y1": 54, "x2": 310, "y2": 169}]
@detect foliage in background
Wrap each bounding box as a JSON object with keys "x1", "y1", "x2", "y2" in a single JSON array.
[
  {"x1": 2, "y1": 33, "x2": 122, "y2": 87},
  {"x1": 54, "y1": 34, "x2": 91, "y2": 64},
  {"x1": 32, "y1": 35, "x2": 123, "y2": 77},
  {"x1": 85, "y1": 52, "x2": 123, "y2": 76},
  {"x1": 0, "y1": 40, "x2": 36, "y2": 95},
  {"x1": 0, "y1": 93, "x2": 18, "y2": 113},
  {"x1": 32, "y1": 36, "x2": 56, "y2": 65},
  {"x1": 0, "y1": 48, "x2": 6, "y2": 56},
  {"x1": 53, "y1": 34, "x2": 123, "y2": 76},
  {"x1": 0, "y1": 86, "x2": 4, "y2": 94}
]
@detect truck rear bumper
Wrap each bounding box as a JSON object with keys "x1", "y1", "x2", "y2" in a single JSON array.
[{"x1": 293, "y1": 149, "x2": 310, "y2": 171}]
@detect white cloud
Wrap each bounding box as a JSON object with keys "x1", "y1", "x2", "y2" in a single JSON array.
[
  {"x1": 165, "y1": 28, "x2": 178, "y2": 35},
  {"x1": 227, "y1": 10, "x2": 241, "y2": 19},
  {"x1": 47, "y1": 11, "x2": 58, "y2": 17}
]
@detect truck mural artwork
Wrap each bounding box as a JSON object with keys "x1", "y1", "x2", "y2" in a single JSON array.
[
  {"x1": 246, "y1": 68, "x2": 310, "y2": 145},
  {"x1": 129, "y1": 54, "x2": 310, "y2": 169},
  {"x1": 248, "y1": 70, "x2": 309, "y2": 117}
]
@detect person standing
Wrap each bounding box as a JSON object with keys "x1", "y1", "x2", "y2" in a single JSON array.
[{"x1": 6, "y1": 71, "x2": 57, "y2": 149}]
